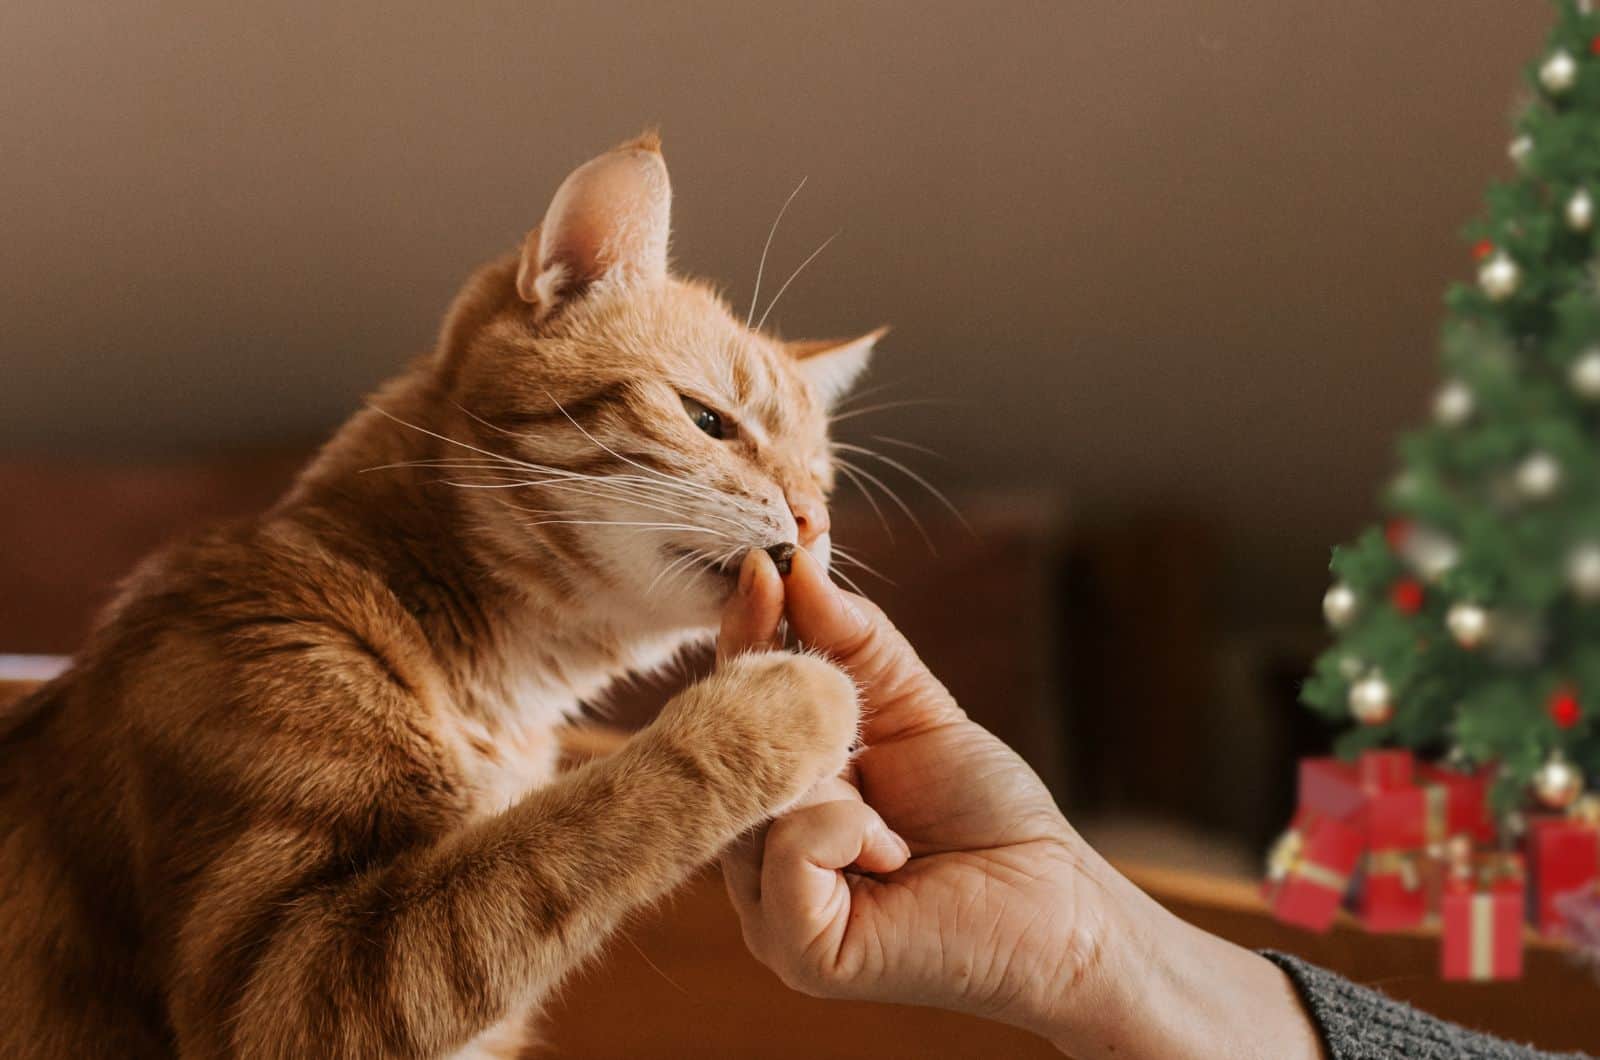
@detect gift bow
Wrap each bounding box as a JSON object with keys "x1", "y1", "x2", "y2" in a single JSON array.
[
  {"x1": 1266, "y1": 824, "x2": 1349, "y2": 893},
  {"x1": 1367, "y1": 849, "x2": 1421, "y2": 890}
]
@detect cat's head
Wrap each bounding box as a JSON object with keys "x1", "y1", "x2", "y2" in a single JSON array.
[{"x1": 433, "y1": 134, "x2": 881, "y2": 631}]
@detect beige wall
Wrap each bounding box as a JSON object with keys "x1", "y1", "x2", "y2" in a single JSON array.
[{"x1": 0, "y1": 1, "x2": 1549, "y2": 623}]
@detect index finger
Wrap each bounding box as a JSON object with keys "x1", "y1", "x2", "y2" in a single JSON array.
[{"x1": 782, "y1": 545, "x2": 963, "y2": 740}]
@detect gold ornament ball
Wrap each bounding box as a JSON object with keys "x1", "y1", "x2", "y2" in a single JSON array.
[
  {"x1": 1432, "y1": 380, "x2": 1474, "y2": 426},
  {"x1": 1568, "y1": 188, "x2": 1595, "y2": 232},
  {"x1": 1446, "y1": 602, "x2": 1490, "y2": 649},
  {"x1": 1569, "y1": 542, "x2": 1600, "y2": 601},
  {"x1": 1515, "y1": 451, "x2": 1561, "y2": 499},
  {"x1": 1571, "y1": 349, "x2": 1600, "y2": 399},
  {"x1": 1322, "y1": 583, "x2": 1358, "y2": 629},
  {"x1": 1348, "y1": 673, "x2": 1393, "y2": 725},
  {"x1": 1540, "y1": 49, "x2": 1579, "y2": 95},
  {"x1": 1478, "y1": 252, "x2": 1520, "y2": 301},
  {"x1": 1532, "y1": 752, "x2": 1585, "y2": 810}
]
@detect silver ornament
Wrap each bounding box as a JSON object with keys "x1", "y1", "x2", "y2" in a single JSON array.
[
  {"x1": 1516, "y1": 451, "x2": 1562, "y2": 499},
  {"x1": 1569, "y1": 188, "x2": 1595, "y2": 232},
  {"x1": 1509, "y1": 134, "x2": 1534, "y2": 167},
  {"x1": 1540, "y1": 49, "x2": 1580, "y2": 95},
  {"x1": 1571, "y1": 348, "x2": 1600, "y2": 399},
  {"x1": 1404, "y1": 525, "x2": 1460, "y2": 582},
  {"x1": 1478, "y1": 252, "x2": 1520, "y2": 301},
  {"x1": 1446, "y1": 602, "x2": 1491, "y2": 649},
  {"x1": 1433, "y1": 380, "x2": 1474, "y2": 426},
  {"x1": 1489, "y1": 608, "x2": 1547, "y2": 666},
  {"x1": 1533, "y1": 751, "x2": 1585, "y2": 810},
  {"x1": 1568, "y1": 542, "x2": 1600, "y2": 601},
  {"x1": 1322, "y1": 583, "x2": 1359, "y2": 629},
  {"x1": 1349, "y1": 673, "x2": 1394, "y2": 725}
]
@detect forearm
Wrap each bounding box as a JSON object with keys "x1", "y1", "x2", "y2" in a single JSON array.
[
  {"x1": 1029, "y1": 875, "x2": 1323, "y2": 1060},
  {"x1": 227, "y1": 724, "x2": 767, "y2": 1058}
]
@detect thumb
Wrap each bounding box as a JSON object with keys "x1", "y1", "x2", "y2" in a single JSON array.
[{"x1": 782, "y1": 545, "x2": 961, "y2": 740}]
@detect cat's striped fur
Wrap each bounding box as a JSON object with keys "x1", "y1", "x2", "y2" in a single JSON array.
[{"x1": 0, "y1": 135, "x2": 881, "y2": 1058}]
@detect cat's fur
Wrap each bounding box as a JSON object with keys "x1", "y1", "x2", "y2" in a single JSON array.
[{"x1": 0, "y1": 134, "x2": 883, "y2": 1058}]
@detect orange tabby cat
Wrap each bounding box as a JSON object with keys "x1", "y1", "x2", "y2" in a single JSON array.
[{"x1": 0, "y1": 134, "x2": 884, "y2": 1058}]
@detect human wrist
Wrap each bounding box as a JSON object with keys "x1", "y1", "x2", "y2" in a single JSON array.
[{"x1": 1033, "y1": 870, "x2": 1324, "y2": 1060}]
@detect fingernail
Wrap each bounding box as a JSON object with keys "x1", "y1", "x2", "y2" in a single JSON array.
[{"x1": 738, "y1": 550, "x2": 761, "y2": 594}]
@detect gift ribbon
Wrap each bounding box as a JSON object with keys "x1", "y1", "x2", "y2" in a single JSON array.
[
  {"x1": 1367, "y1": 849, "x2": 1421, "y2": 890},
  {"x1": 1423, "y1": 783, "x2": 1449, "y2": 846},
  {"x1": 1469, "y1": 893, "x2": 1494, "y2": 980},
  {"x1": 1266, "y1": 827, "x2": 1350, "y2": 894},
  {"x1": 1475, "y1": 852, "x2": 1524, "y2": 889}
]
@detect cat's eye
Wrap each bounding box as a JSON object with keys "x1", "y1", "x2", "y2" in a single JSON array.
[{"x1": 681, "y1": 396, "x2": 727, "y2": 440}]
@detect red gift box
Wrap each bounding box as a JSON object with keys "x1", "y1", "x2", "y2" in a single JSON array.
[
  {"x1": 1299, "y1": 752, "x2": 1494, "y2": 851},
  {"x1": 1299, "y1": 751, "x2": 1425, "y2": 848},
  {"x1": 1356, "y1": 849, "x2": 1428, "y2": 932},
  {"x1": 1440, "y1": 854, "x2": 1524, "y2": 982},
  {"x1": 1264, "y1": 811, "x2": 1363, "y2": 933},
  {"x1": 1417, "y1": 764, "x2": 1496, "y2": 847},
  {"x1": 1526, "y1": 796, "x2": 1600, "y2": 936}
]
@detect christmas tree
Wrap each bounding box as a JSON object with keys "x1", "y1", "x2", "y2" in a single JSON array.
[{"x1": 1302, "y1": 0, "x2": 1600, "y2": 818}]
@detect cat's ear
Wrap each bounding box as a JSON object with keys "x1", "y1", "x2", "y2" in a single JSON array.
[
  {"x1": 790, "y1": 327, "x2": 886, "y2": 408},
  {"x1": 516, "y1": 131, "x2": 672, "y2": 313}
]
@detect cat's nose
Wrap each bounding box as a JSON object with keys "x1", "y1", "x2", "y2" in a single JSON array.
[{"x1": 788, "y1": 492, "x2": 830, "y2": 548}]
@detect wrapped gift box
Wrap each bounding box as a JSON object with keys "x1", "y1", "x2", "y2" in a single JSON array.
[
  {"x1": 1440, "y1": 853, "x2": 1525, "y2": 982},
  {"x1": 1417, "y1": 763, "x2": 1495, "y2": 847},
  {"x1": 1299, "y1": 751, "x2": 1425, "y2": 849},
  {"x1": 1356, "y1": 848, "x2": 1428, "y2": 932},
  {"x1": 1264, "y1": 811, "x2": 1364, "y2": 933},
  {"x1": 1526, "y1": 797, "x2": 1600, "y2": 936},
  {"x1": 1299, "y1": 751, "x2": 1494, "y2": 852}
]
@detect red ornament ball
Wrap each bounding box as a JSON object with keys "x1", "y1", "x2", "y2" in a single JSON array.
[
  {"x1": 1590, "y1": 34, "x2": 1600, "y2": 57},
  {"x1": 1550, "y1": 687, "x2": 1583, "y2": 730},
  {"x1": 1385, "y1": 518, "x2": 1415, "y2": 551},
  {"x1": 1391, "y1": 578, "x2": 1425, "y2": 615},
  {"x1": 1471, "y1": 239, "x2": 1496, "y2": 262}
]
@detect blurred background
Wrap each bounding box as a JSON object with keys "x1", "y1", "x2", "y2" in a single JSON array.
[{"x1": 0, "y1": 0, "x2": 1556, "y2": 918}]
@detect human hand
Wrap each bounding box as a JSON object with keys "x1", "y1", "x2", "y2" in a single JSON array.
[{"x1": 716, "y1": 547, "x2": 1322, "y2": 1060}]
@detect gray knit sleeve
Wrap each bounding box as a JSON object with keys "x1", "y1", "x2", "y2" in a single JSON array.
[{"x1": 1260, "y1": 951, "x2": 1590, "y2": 1060}]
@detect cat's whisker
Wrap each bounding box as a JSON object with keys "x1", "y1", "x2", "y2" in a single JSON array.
[
  {"x1": 833, "y1": 463, "x2": 894, "y2": 543},
  {"x1": 867, "y1": 434, "x2": 947, "y2": 461},
  {"x1": 828, "y1": 565, "x2": 868, "y2": 596},
  {"x1": 828, "y1": 544, "x2": 895, "y2": 586},
  {"x1": 542, "y1": 393, "x2": 759, "y2": 518},
  {"x1": 515, "y1": 517, "x2": 730, "y2": 536},
  {"x1": 832, "y1": 441, "x2": 972, "y2": 536},
  {"x1": 646, "y1": 546, "x2": 712, "y2": 598},
  {"x1": 441, "y1": 474, "x2": 745, "y2": 530},
  {"x1": 831, "y1": 456, "x2": 936, "y2": 553},
  {"x1": 828, "y1": 398, "x2": 951, "y2": 425},
  {"x1": 747, "y1": 176, "x2": 808, "y2": 328},
  {"x1": 754, "y1": 229, "x2": 839, "y2": 334},
  {"x1": 829, "y1": 379, "x2": 902, "y2": 414}
]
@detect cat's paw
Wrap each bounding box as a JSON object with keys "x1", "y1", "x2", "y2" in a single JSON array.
[{"x1": 664, "y1": 651, "x2": 860, "y2": 810}]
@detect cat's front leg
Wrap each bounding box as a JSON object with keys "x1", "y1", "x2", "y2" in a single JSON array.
[{"x1": 223, "y1": 651, "x2": 857, "y2": 1059}]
